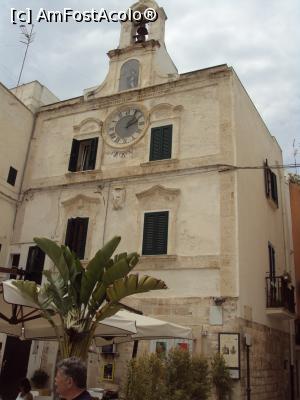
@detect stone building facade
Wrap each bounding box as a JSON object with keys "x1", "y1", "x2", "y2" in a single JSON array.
[{"x1": 0, "y1": 1, "x2": 296, "y2": 399}]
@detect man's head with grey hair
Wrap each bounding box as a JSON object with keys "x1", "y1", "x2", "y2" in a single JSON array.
[{"x1": 55, "y1": 357, "x2": 91, "y2": 400}]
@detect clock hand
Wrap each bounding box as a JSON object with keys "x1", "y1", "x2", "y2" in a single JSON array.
[
  {"x1": 126, "y1": 117, "x2": 138, "y2": 129},
  {"x1": 125, "y1": 110, "x2": 139, "y2": 128}
]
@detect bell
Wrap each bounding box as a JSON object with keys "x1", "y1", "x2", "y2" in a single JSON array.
[{"x1": 136, "y1": 25, "x2": 148, "y2": 36}]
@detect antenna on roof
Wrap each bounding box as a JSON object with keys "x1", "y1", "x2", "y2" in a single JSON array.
[{"x1": 16, "y1": 24, "x2": 35, "y2": 87}]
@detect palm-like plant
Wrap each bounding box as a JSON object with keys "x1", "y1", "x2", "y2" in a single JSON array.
[{"x1": 13, "y1": 236, "x2": 167, "y2": 360}]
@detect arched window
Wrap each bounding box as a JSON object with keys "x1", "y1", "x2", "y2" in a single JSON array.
[{"x1": 119, "y1": 59, "x2": 140, "y2": 91}]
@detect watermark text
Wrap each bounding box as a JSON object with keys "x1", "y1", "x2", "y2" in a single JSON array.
[{"x1": 10, "y1": 7, "x2": 158, "y2": 24}]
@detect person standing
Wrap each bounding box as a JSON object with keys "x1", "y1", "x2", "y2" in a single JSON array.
[{"x1": 54, "y1": 357, "x2": 92, "y2": 400}]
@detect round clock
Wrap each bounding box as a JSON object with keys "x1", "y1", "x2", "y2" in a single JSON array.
[{"x1": 104, "y1": 106, "x2": 148, "y2": 147}]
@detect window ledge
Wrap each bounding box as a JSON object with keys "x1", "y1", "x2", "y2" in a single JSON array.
[
  {"x1": 140, "y1": 159, "x2": 179, "y2": 168},
  {"x1": 140, "y1": 254, "x2": 177, "y2": 261},
  {"x1": 267, "y1": 197, "x2": 279, "y2": 210},
  {"x1": 65, "y1": 169, "x2": 100, "y2": 177}
]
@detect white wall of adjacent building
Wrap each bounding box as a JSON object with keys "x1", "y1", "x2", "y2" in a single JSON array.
[{"x1": 0, "y1": 83, "x2": 34, "y2": 271}]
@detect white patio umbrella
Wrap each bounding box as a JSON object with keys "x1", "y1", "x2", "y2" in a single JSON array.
[
  {"x1": 0, "y1": 280, "x2": 137, "y2": 340},
  {"x1": 94, "y1": 309, "x2": 193, "y2": 347}
]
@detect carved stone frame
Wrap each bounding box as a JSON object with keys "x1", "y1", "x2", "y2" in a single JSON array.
[
  {"x1": 142, "y1": 103, "x2": 183, "y2": 164},
  {"x1": 136, "y1": 185, "x2": 180, "y2": 256},
  {"x1": 72, "y1": 118, "x2": 103, "y2": 170},
  {"x1": 59, "y1": 193, "x2": 102, "y2": 261}
]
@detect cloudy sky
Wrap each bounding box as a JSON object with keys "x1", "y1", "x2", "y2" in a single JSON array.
[{"x1": 0, "y1": 0, "x2": 299, "y2": 165}]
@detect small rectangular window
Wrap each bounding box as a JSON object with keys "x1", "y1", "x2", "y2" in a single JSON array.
[
  {"x1": 68, "y1": 138, "x2": 98, "y2": 172},
  {"x1": 11, "y1": 254, "x2": 20, "y2": 267},
  {"x1": 7, "y1": 166, "x2": 18, "y2": 186},
  {"x1": 149, "y1": 125, "x2": 172, "y2": 161},
  {"x1": 142, "y1": 211, "x2": 169, "y2": 255},
  {"x1": 25, "y1": 246, "x2": 45, "y2": 284},
  {"x1": 264, "y1": 160, "x2": 278, "y2": 206},
  {"x1": 65, "y1": 217, "x2": 89, "y2": 259}
]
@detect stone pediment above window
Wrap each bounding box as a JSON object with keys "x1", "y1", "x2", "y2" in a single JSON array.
[
  {"x1": 136, "y1": 184, "x2": 180, "y2": 203},
  {"x1": 61, "y1": 194, "x2": 101, "y2": 210},
  {"x1": 73, "y1": 118, "x2": 102, "y2": 138},
  {"x1": 149, "y1": 103, "x2": 183, "y2": 122},
  {"x1": 136, "y1": 185, "x2": 180, "y2": 256}
]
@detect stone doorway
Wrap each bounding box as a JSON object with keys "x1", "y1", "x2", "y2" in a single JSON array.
[{"x1": 0, "y1": 337, "x2": 31, "y2": 400}]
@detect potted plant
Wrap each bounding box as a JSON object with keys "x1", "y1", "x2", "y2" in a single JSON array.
[
  {"x1": 211, "y1": 353, "x2": 233, "y2": 400},
  {"x1": 13, "y1": 236, "x2": 167, "y2": 361}
]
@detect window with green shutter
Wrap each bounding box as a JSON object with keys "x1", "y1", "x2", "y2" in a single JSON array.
[
  {"x1": 68, "y1": 138, "x2": 98, "y2": 172},
  {"x1": 7, "y1": 166, "x2": 18, "y2": 186},
  {"x1": 142, "y1": 211, "x2": 169, "y2": 255},
  {"x1": 268, "y1": 242, "x2": 276, "y2": 278},
  {"x1": 149, "y1": 125, "x2": 172, "y2": 161},
  {"x1": 65, "y1": 217, "x2": 89, "y2": 259},
  {"x1": 264, "y1": 159, "x2": 278, "y2": 207}
]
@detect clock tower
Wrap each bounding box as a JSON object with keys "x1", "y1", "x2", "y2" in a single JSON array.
[{"x1": 84, "y1": 0, "x2": 178, "y2": 99}]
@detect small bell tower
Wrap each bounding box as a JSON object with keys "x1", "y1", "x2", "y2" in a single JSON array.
[
  {"x1": 85, "y1": 0, "x2": 178, "y2": 99},
  {"x1": 118, "y1": 0, "x2": 167, "y2": 48}
]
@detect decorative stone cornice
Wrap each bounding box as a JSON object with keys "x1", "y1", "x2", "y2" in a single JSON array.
[
  {"x1": 39, "y1": 65, "x2": 229, "y2": 119},
  {"x1": 61, "y1": 194, "x2": 101, "y2": 208},
  {"x1": 73, "y1": 117, "x2": 102, "y2": 134},
  {"x1": 136, "y1": 184, "x2": 180, "y2": 200}
]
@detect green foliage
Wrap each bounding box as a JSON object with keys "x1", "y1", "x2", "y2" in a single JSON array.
[
  {"x1": 124, "y1": 348, "x2": 212, "y2": 400},
  {"x1": 190, "y1": 356, "x2": 211, "y2": 400},
  {"x1": 211, "y1": 353, "x2": 233, "y2": 400},
  {"x1": 80, "y1": 236, "x2": 121, "y2": 306},
  {"x1": 289, "y1": 173, "x2": 300, "y2": 185},
  {"x1": 12, "y1": 236, "x2": 167, "y2": 360},
  {"x1": 166, "y1": 348, "x2": 191, "y2": 400},
  {"x1": 106, "y1": 274, "x2": 167, "y2": 303},
  {"x1": 125, "y1": 353, "x2": 167, "y2": 400}
]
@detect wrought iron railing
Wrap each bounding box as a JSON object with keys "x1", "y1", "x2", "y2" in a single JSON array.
[
  {"x1": 266, "y1": 276, "x2": 295, "y2": 314},
  {"x1": 0, "y1": 266, "x2": 26, "y2": 282}
]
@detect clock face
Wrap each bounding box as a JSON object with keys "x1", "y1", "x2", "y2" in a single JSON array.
[{"x1": 105, "y1": 107, "x2": 147, "y2": 147}]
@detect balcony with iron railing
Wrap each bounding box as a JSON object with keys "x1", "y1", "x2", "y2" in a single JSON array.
[
  {"x1": 265, "y1": 275, "x2": 295, "y2": 319},
  {"x1": 0, "y1": 267, "x2": 26, "y2": 283}
]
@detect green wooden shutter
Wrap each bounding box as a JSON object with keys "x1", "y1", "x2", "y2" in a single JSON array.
[
  {"x1": 65, "y1": 217, "x2": 89, "y2": 259},
  {"x1": 271, "y1": 172, "x2": 278, "y2": 206},
  {"x1": 264, "y1": 160, "x2": 270, "y2": 197},
  {"x1": 155, "y1": 212, "x2": 169, "y2": 254},
  {"x1": 142, "y1": 211, "x2": 168, "y2": 255},
  {"x1": 25, "y1": 246, "x2": 45, "y2": 284},
  {"x1": 268, "y1": 242, "x2": 276, "y2": 278},
  {"x1": 68, "y1": 139, "x2": 80, "y2": 172},
  {"x1": 150, "y1": 125, "x2": 172, "y2": 161},
  {"x1": 162, "y1": 125, "x2": 172, "y2": 159},
  {"x1": 7, "y1": 166, "x2": 18, "y2": 186},
  {"x1": 150, "y1": 128, "x2": 162, "y2": 161},
  {"x1": 142, "y1": 213, "x2": 156, "y2": 254},
  {"x1": 65, "y1": 218, "x2": 76, "y2": 249},
  {"x1": 87, "y1": 138, "x2": 98, "y2": 170},
  {"x1": 76, "y1": 217, "x2": 89, "y2": 260}
]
